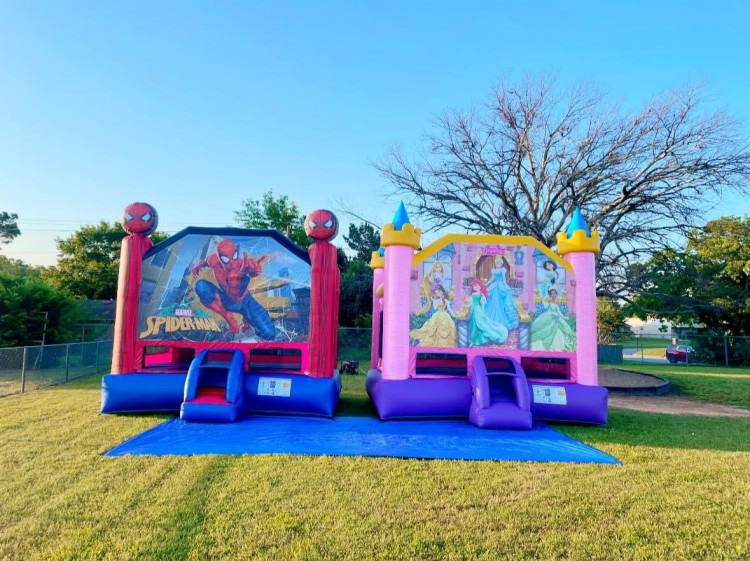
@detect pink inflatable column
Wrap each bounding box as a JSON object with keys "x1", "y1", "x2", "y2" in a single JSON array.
[
  {"x1": 556, "y1": 208, "x2": 601, "y2": 386},
  {"x1": 380, "y1": 204, "x2": 421, "y2": 381},
  {"x1": 370, "y1": 249, "x2": 385, "y2": 369}
]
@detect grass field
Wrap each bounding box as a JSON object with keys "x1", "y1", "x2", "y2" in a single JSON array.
[
  {"x1": 1, "y1": 368, "x2": 749, "y2": 560},
  {"x1": 620, "y1": 337, "x2": 671, "y2": 359},
  {"x1": 620, "y1": 337, "x2": 672, "y2": 350},
  {"x1": 613, "y1": 362, "x2": 750, "y2": 408}
]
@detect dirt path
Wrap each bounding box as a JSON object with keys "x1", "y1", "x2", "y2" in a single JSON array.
[{"x1": 609, "y1": 394, "x2": 750, "y2": 418}]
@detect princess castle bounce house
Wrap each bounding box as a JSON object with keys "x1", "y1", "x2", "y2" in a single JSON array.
[
  {"x1": 366, "y1": 204, "x2": 608, "y2": 429},
  {"x1": 101, "y1": 203, "x2": 342, "y2": 422}
]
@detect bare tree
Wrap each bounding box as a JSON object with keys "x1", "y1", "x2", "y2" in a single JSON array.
[{"x1": 375, "y1": 77, "x2": 750, "y2": 297}]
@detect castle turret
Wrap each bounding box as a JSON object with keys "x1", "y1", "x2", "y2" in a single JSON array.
[
  {"x1": 369, "y1": 248, "x2": 385, "y2": 369},
  {"x1": 556, "y1": 207, "x2": 600, "y2": 386},
  {"x1": 380, "y1": 203, "x2": 421, "y2": 380}
]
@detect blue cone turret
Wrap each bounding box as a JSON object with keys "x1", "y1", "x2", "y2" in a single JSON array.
[{"x1": 392, "y1": 201, "x2": 410, "y2": 231}]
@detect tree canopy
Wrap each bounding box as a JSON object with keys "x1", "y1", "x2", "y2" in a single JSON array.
[
  {"x1": 0, "y1": 255, "x2": 40, "y2": 278},
  {"x1": 630, "y1": 216, "x2": 750, "y2": 334},
  {"x1": 0, "y1": 211, "x2": 21, "y2": 247},
  {"x1": 44, "y1": 221, "x2": 168, "y2": 300},
  {"x1": 234, "y1": 190, "x2": 310, "y2": 249},
  {"x1": 376, "y1": 77, "x2": 750, "y2": 297},
  {"x1": 338, "y1": 222, "x2": 380, "y2": 327},
  {"x1": 597, "y1": 297, "x2": 627, "y2": 344},
  {"x1": 343, "y1": 222, "x2": 380, "y2": 263},
  {"x1": 0, "y1": 274, "x2": 84, "y2": 346}
]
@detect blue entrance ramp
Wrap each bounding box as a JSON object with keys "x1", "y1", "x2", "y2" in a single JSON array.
[
  {"x1": 104, "y1": 417, "x2": 619, "y2": 464},
  {"x1": 180, "y1": 349, "x2": 245, "y2": 423}
]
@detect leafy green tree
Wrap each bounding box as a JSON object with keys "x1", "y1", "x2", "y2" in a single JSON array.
[
  {"x1": 0, "y1": 211, "x2": 21, "y2": 247},
  {"x1": 0, "y1": 274, "x2": 85, "y2": 346},
  {"x1": 234, "y1": 190, "x2": 310, "y2": 249},
  {"x1": 44, "y1": 221, "x2": 168, "y2": 300},
  {"x1": 630, "y1": 216, "x2": 750, "y2": 334},
  {"x1": 343, "y1": 222, "x2": 380, "y2": 263},
  {"x1": 334, "y1": 222, "x2": 380, "y2": 327},
  {"x1": 597, "y1": 297, "x2": 627, "y2": 344},
  {"x1": 339, "y1": 260, "x2": 374, "y2": 327},
  {"x1": 0, "y1": 255, "x2": 40, "y2": 278}
]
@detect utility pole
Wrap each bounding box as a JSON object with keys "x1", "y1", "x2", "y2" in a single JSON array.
[{"x1": 39, "y1": 311, "x2": 48, "y2": 346}]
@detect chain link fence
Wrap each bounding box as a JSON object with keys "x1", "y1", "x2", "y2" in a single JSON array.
[
  {"x1": 624, "y1": 334, "x2": 750, "y2": 367},
  {"x1": 0, "y1": 340, "x2": 113, "y2": 398}
]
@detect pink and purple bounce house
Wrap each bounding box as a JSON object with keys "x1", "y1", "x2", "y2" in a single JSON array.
[
  {"x1": 366, "y1": 204, "x2": 608, "y2": 429},
  {"x1": 101, "y1": 203, "x2": 343, "y2": 422}
]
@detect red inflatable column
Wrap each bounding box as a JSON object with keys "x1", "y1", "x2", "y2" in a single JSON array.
[
  {"x1": 304, "y1": 210, "x2": 340, "y2": 378},
  {"x1": 111, "y1": 203, "x2": 158, "y2": 374}
]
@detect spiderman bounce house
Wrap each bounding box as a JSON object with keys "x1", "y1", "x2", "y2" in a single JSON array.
[{"x1": 101, "y1": 202, "x2": 342, "y2": 422}]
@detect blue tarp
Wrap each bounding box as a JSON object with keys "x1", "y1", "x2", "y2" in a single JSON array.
[{"x1": 104, "y1": 416, "x2": 619, "y2": 464}]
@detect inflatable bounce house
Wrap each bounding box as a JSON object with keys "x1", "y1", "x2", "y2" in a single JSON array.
[
  {"x1": 101, "y1": 203, "x2": 342, "y2": 422},
  {"x1": 366, "y1": 204, "x2": 608, "y2": 429}
]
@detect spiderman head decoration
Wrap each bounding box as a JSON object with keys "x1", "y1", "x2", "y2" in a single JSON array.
[
  {"x1": 122, "y1": 202, "x2": 158, "y2": 236},
  {"x1": 216, "y1": 240, "x2": 239, "y2": 271},
  {"x1": 304, "y1": 209, "x2": 338, "y2": 242}
]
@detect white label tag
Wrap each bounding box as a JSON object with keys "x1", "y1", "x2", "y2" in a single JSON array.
[
  {"x1": 257, "y1": 377, "x2": 292, "y2": 397},
  {"x1": 532, "y1": 385, "x2": 567, "y2": 405}
]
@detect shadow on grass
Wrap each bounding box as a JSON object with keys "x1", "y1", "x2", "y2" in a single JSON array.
[
  {"x1": 557, "y1": 408, "x2": 750, "y2": 453},
  {"x1": 336, "y1": 373, "x2": 377, "y2": 417}
]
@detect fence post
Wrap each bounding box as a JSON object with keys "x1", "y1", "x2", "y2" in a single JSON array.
[
  {"x1": 65, "y1": 344, "x2": 70, "y2": 382},
  {"x1": 21, "y1": 347, "x2": 27, "y2": 393},
  {"x1": 724, "y1": 335, "x2": 729, "y2": 367},
  {"x1": 95, "y1": 341, "x2": 100, "y2": 373}
]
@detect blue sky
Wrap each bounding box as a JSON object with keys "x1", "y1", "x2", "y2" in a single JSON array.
[{"x1": 1, "y1": 0, "x2": 749, "y2": 265}]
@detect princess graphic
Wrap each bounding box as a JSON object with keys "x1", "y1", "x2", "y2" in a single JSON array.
[
  {"x1": 538, "y1": 260, "x2": 560, "y2": 298},
  {"x1": 410, "y1": 284, "x2": 457, "y2": 348},
  {"x1": 417, "y1": 259, "x2": 452, "y2": 315},
  {"x1": 530, "y1": 288, "x2": 576, "y2": 351},
  {"x1": 467, "y1": 279, "x2": 509, "y2": 347},
  {"x1": 484, "y1": 255, "x2": 519, "y2": 330}
]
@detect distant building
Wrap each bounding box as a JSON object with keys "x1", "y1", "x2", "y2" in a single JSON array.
[
  {"x1": 625, "y1": 317, "x2": 673, "y2": 338},
  {"x1": 626, "y1": 317, "x2": 703, "y2": 339}
]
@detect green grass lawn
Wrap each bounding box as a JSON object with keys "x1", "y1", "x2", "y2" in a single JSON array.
[
  {"x1": 1, "y1": 368, "x2": 749, "y2": 560},
  {"x1": 612, "y1": 362, "x2": 750, "y2": 409},
  {"x1": 619, "y1": 337, "x2": 671, "y2": 359},
  {"x1": 620, "y1": 337, "x2": 672, "y2": 350}
]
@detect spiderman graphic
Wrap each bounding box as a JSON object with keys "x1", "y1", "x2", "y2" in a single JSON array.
[{"x1": 191, "y1": 239, "x2": 276, "y2": 340}]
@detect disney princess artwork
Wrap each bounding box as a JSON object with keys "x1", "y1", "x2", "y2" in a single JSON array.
[
  {"x1": 484, "y1": 255, "x2": 519, "y2": 330},
  {"x1": 538, "y1": 259, "x2": 560, "y2": 298},
  {"x1": 530, "y1": 288, "x2": 576, "y2": 351},
  {"x1": 410, "y1": 284, "x2": 457, "y2": 348},
  {"x1": 467, "y1": 279, "x2": 509, "y2": 347},
  {"x1": 417, "y1": 259, "x2": 451, "y2": 315}
]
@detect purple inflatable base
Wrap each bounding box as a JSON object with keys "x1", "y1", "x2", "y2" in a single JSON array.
[
  {"x1": 365, "y1": 369, "x2": 472, "y2": 419},
  {"x1": 528, "y1": 382, "x2": 608, "y2": 425},
  {"x1": 366, "y1": 370, "x2": 608, "y2": 426}
]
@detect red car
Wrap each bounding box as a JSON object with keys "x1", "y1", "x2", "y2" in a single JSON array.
[{"x1": 665, "y1": 344, "x2": 695, "y2": 363}]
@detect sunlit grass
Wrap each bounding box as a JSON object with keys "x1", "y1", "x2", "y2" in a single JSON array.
[
  {"x1": 0, "y1": 366, "x2": 749, "y2": 560},
  {"x1": 615, "y1": 362, "x2": 750, "y2": 408},
  {"x1": 620, "y1": 337, "x2": 672, "y2": 350}
]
